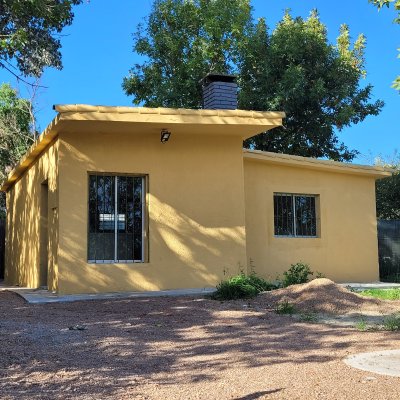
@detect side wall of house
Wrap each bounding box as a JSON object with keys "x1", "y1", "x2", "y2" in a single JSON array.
[
  {"x1": 5, "y1": 141, "x2": 59, "y2": 290},
  {"x1": 244, "y1": 159, "x2": 379, "y2": 282},
  {"x1": 57, "y1": 131, "x2": 247, "y2": 294}
]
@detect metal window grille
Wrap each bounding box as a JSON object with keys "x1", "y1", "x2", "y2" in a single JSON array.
[
  {"x1": 88, "y1": 174, "x2": 146, "y2": 263},
  {"x1": 274, "y1": 193, "x2": 318, "y2": 238}
]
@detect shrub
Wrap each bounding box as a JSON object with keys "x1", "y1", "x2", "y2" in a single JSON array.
[
  {"x1": 282, "y1": 263, "x2": 313, "y2": 287},
  {"x1": 211, "y1": 273, "x2": 276, "y2": 300}
]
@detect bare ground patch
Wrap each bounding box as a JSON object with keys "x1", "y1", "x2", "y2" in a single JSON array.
[{"x1": 0, "y1": 282, "x2": 399, "y2": 400}]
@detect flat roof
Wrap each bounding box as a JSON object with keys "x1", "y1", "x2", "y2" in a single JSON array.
[
  {"x1": 243, "y1": 149, "x2": 393, "y2": 178},
  {"x1": 1, "y1": 105, "x2": 285, "y2": 191}
]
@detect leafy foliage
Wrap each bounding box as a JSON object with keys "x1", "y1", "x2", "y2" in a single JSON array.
[
  {"x1": 123, "y1": 0, "x2": 252, "y2": 108},
  {"x1": 211, "y1": 272, "x2": 277, "y2": 300},
  {"x1": 375, "y1": 156, "x2": 400, "y2": 219},
  {"x1": 0, "y1": 0, "x2": 83, "y2": 77},
  {"x1": 124, "y1": 3, "x2": 383, "y2": 161},
  {"x1": 282, "y1": 263, "x2": 314, "y2": 287},
  {"x1": 0, "y1": 83, "x2": 35, "y2": 217},
  {"x1": 240, "y1": 11, "x2": 383, "y2": 161},
  {"x1": 369, "y1": 0, "x2": 400, "y2": 90}
]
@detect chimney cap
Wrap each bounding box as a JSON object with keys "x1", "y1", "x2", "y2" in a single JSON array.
[{"x1": 200, "y1": 73, "x2": 237, "y2": 85}]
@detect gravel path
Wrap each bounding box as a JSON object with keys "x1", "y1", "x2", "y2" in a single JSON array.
[{"x1": 0, "y1": 282, "x2": 399, "y2": 399}]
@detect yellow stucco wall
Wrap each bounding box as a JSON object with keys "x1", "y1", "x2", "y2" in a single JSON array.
[
  {"x1": 57, "y1": 131, "x2": 247, "y2": 294},
  {"x1": 5, "y1": 141, "x2": 59, "y2": 290},
  {"x1": 244, "y1": 158, "x2": 380, "y2": 282}
]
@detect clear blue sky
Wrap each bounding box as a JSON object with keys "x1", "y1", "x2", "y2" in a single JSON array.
[{"x1": 0, "y1": 0, "x2": 399, "y2": 164}]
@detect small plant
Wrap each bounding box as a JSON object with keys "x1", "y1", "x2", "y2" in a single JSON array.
[
  {"x1": 282, "y1": 263, "x2": 314, "y2": 287},
  {"x1": 299, "y1": 311, "x2": 318, "y2": 323},
  {"x1": 275, "y1": 300, "x2": 295, "y2": 315},
  {"x1": 355, "y1": 318, "x2": 368, "y2": 331},
  {"x1": 211, "y1": 272, "x2": 276, "y2": 300},
  {"x1": 383, "y1": 314, "x2": 400, "y2": 331},
  {"x1": 315, "y1": 272, "x2": 325, "y2": 279}
]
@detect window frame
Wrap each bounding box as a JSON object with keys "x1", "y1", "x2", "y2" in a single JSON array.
[
  {"x1": 87, "y1": 172, "x2": 148, "y2": 264},
  {"x1": 273, "y1": 193, "x2": 320, "y2": 238}
]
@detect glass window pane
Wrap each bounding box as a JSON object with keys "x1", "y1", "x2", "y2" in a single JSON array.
[
  {"x1": 88, "y1": 175, "x2": 115, "y2": 262},
  {"x1": 295, "y1": 196, "x2": 316, "y2": 237},
  {"x1": 133, "y1": 177, "x2": 143, "y2": 261},
  {"x1": 88, "y1": 174, "x2": 145, "y2": 263},
  {"x1": 274, "y1": 194, "x2": 294, "y2": 236}
]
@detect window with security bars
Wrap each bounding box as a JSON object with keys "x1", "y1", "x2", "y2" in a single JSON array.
[
  {"x1": 88, "y1": 174, "x2": 146, "y2": 263},
  {"x1": 274, "y1": 193, "x2": 318, "y2": 237}
]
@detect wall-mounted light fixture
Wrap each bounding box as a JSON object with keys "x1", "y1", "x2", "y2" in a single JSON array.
[{"x1": 160, "y1": 129, "x2": 171, "y2": 143}]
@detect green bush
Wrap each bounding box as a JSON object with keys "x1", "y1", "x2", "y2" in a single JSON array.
[
  {"x1": 282, "y1": 263, "x2": 314, "y2": 287},
  {"x1": 211, "y1": 273, "x2": 277, "y2": 300}
]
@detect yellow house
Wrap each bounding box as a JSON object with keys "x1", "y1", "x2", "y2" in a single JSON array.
[{"x1": 0, "y1": 77, "x2": 391, "y2": 294}]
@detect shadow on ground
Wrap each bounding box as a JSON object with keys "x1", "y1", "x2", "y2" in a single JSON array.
[{"x1": 0, "y1": 291, "x2": 396, "y2": 399}]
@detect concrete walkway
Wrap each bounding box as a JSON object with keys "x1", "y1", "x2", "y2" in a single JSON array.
[
  {"x1": 1, "y1": 280, "x2": 400, "y2": 304},
  {"x1": 0, "y1": 283, "x2": 216, "y2": 304},
  {"x1": 339, "y1": 282, "x2": 400, "y2": 291}
]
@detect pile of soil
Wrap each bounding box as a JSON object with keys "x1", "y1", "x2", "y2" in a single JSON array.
[{"x1": 258, "y1": 278, "x2": 400, "y2": 315}]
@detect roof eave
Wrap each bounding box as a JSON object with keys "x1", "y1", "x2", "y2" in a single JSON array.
[{"x1": 243, "y1": 149, "x2": 393, "y2": 179}]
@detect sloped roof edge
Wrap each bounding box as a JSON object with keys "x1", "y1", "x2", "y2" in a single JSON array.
[{"x1": 243, "y1": 149, "x2": 393, "y2": 178}]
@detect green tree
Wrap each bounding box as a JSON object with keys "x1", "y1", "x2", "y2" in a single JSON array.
[
  {"x1": 123, "y1": 0, "x2": 252, "y2": 107},
  {"x1": 0, "y1": 83, "x2": 35, "y2": 217},
  {"x1": 375, "y1": 154, "x2": 400, "y2": 219},
  {"x1": 0, "y1": 0, "x2": 83, "y2": 77},
  {"x1": 369, "y1": 0, "x2": 400, "y2": 90},
  {"x1": 123, "y1": 2, "x2": 383, "y2": 161},
  {"x1": 240, "y1": 12, "x2": 384, "y2": 161}
]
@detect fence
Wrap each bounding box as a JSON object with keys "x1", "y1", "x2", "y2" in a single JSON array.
[
  {"x1": 377, "y1": 220, "x2": 400, "y2": 282},
  {"x1": 0, "y1": 219, "x2": 4, "y2": 279}
]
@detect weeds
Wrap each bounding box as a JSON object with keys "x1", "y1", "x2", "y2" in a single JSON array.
[
  {"x1": 383, "y1": 314, "x2": 400, "y2": 331},
  {"x1": 355, "y1": 318, "x2": 368, "y2": 331},
  {"x1": 211, "y1": 273, "x2": 277, "y2": 300},
  {"x1": 275, "y1": 300, "x2": 295, "y2": 315},
  {"x1": 282, "y1": 263, "x2": 313, "y2": 287},
  {"x1": 299, "y1": 311, "x2": 318, "y2": 322}
]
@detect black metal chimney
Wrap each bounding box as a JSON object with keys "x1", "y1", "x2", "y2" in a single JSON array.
[{"x1": 201, "y1": 74, "x2": 238, "y2": 110}]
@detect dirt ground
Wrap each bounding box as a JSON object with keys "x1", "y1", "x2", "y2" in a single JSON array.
[{"x1": 1, "y1": 280, "x2": 400, "y2": 400}]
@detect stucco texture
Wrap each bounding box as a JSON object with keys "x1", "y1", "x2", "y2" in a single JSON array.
[
  {"x1": 244, "y1": 158, "x2": 380, "y2": 282},
  {"x1": 5, "y1": 141, "x2": 59, "y2": 291},
  {"x1": 57, "y1": 131, "x2": 247, "y2": 294}
]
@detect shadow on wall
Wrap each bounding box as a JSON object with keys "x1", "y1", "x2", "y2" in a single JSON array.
[
  {"x1": 5, "y1": 144, "x2": 58, "y2": 290},
  {"x1": 0, "y1": 218, "x2": 5, "y2": 279},
  {"x1": 57, "y1": 140, "x2": 247, "y2": 294}
]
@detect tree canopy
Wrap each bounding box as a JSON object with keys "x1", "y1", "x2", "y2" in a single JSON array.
[
  {"x1": 123, "y1": 1, "x2": 383, "y2": 161},
  {"x1": 240, "y1": 12, "x2": 384, "y2": 161},
  {"x1": 0, "y1": 83, "x2": 35, "y2": 217},
  {"x1": 375, "y1": 154, "x2": 400, "y2": 219},
  {"x1": 123, "y1": 0, "x2": 252, "y2": 108},
  {"x1": 0, "y1": 0, "x2": 83, "y2": 77}
]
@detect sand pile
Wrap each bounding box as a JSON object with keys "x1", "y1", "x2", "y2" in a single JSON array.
[{"x1": 260, "y1": 278, "x2": 400, "y2": 315}]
